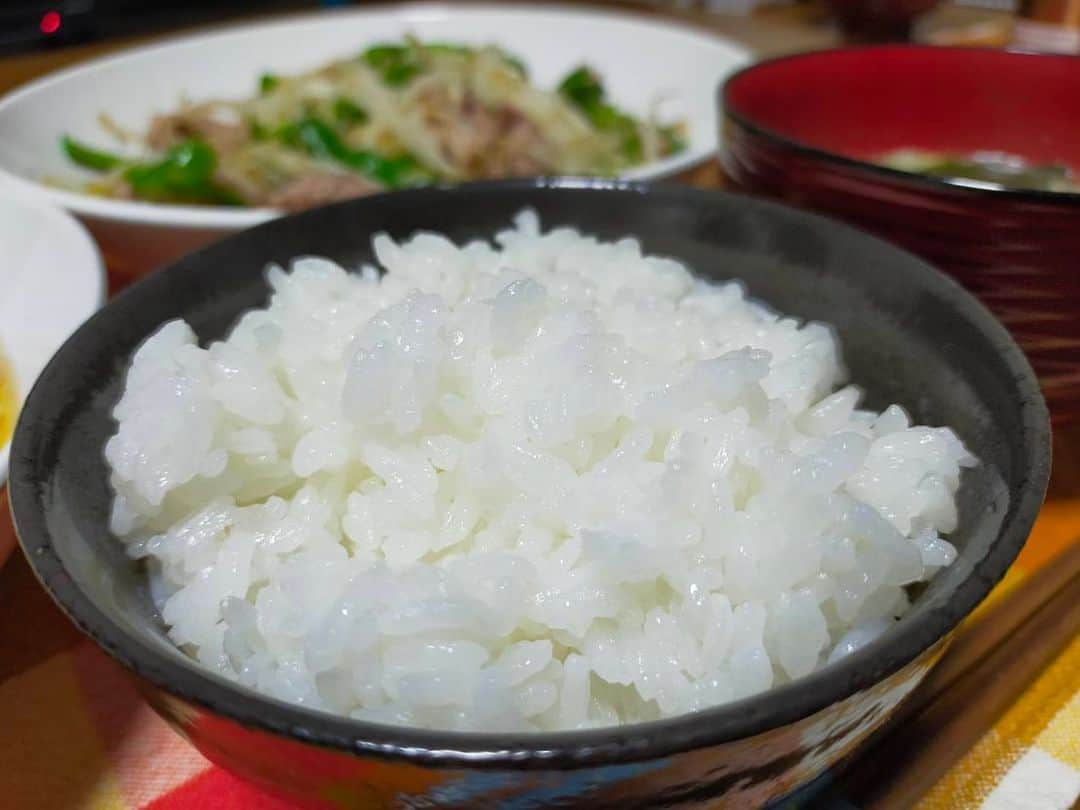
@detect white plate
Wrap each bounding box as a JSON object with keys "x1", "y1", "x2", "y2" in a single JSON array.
[
  {"x1": 0, "y1": 194, "x2": 106, "y2": 486},
  {"x1": 0, "y1": 3, "x2": 749, "y2": 278}
]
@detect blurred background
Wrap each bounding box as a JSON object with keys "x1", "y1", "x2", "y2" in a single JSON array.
[
  {"x1": 5, "y1": 0, "x2": 1024, "y2": 55},
  {"x1": 3, "y1": 1, "x2": 328, "y2": 53}
]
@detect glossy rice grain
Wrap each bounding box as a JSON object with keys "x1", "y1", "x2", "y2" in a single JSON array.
[{"x1": 104, "y1": 211, "x2": 975, "y2": 732}]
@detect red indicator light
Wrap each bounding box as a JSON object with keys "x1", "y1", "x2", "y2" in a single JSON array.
[{"x1": 40, "y1": 11, "x2": 62, "y2": 35}]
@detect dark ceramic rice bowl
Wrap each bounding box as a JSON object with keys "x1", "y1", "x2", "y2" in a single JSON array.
[{"x1": 9, "y1": 181, "x2": 1049, "y2": 808}]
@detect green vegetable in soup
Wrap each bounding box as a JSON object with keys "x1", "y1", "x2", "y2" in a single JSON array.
[{"x1": 878, "y1": 149, "x2": 1079, "y2": 193}]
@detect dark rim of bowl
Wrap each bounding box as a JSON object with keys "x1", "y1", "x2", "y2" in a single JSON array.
[
  {"x1": 9, "y1": 179, "x2": 1051, "y2": 767},
  {"x1": 720, "y1": 44, "x2": 1080, "y2": 205}
]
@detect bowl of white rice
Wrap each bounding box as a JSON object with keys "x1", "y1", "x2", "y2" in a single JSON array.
[{"x1": 9, "y1": 181, "x2": 1048, "y2": 808}]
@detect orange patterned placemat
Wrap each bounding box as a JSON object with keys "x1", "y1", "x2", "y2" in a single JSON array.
[
  {"x1": 916, "y1": 633, "x2": 1080, "y2": 810},
  {"x1": 912, "y1": 500, "x2": 1080, "y2": 810},
  {"x1": 1, "y1": 491, "x2": 1077, "y2": 809}
]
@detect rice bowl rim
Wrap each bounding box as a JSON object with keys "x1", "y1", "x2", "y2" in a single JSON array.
[{"x1": 9, "y1": 180, "x2": 1050, "y2": 767}]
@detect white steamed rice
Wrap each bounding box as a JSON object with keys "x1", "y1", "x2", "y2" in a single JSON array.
[{"x1": 105, "y1": 211, "x2": 975, "y2": 732}]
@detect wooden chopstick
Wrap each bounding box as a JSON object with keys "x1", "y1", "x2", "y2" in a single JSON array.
[
  {"x1": 828, "y1": 540, "x2": 1080, "y2": 807},
  {"x1": 903, "y1": 540, "x2": 1080, "y2": 720}
]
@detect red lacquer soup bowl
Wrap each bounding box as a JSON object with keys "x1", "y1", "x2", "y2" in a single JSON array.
[{"x1": 721, "y1": 46, "x2": 1080, "y2": 422}]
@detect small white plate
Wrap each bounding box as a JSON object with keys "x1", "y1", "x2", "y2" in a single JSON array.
[
  {"x1": 0, "y1": 3, "x2": 749, "y2": 278},
  {"x1": 0, "y1": 194, "x2": 106, "y2": 487}
]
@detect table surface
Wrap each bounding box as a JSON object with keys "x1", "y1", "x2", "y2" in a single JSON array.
[{"x1": 0, "y1": 3, "x2": 1076, "y2": 809}]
